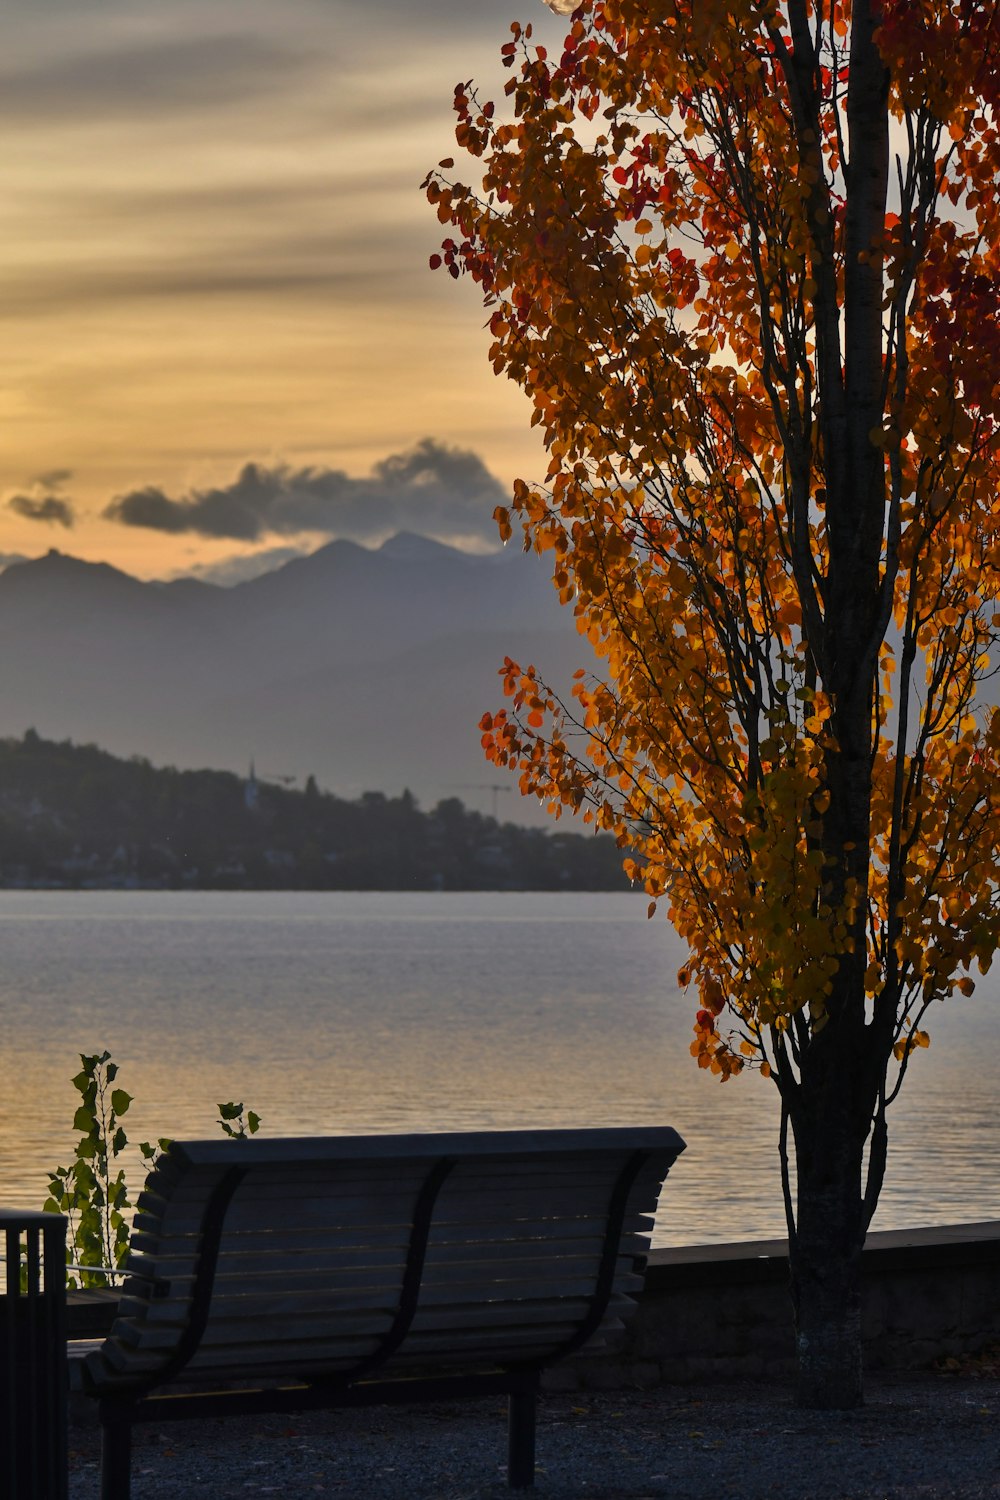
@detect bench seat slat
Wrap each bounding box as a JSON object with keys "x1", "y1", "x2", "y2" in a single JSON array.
[
  {"x1": 135, "y1": 1184, "x2": 659, "y2": 1238},
  {"x1": 118, "y1": 1248, "x2": 641, "y2": 1305},
  {"x1": 134, "y1": 1157, "x2": 650, "y2": 1222},
  {"x1": 171, "y1": 1129, "x2": 682, "y2": 1166},
  {"x1": 112, "y1": 1269, "x2": 646, "y2": 1340},
  {"x1": 100, "y1": 1291, "x2": 638, "y2": 1362},
  {"x1": 86, "y1": 1316, "x2": 627, "y2": 1388},
  {"x1": 137, "y1": 1157, "x2": 635, "y2": 1206},
  {"x1": 123, "y1": 1233, "x2": 650, "y2": 1286},
  {"x1": 114, "y1": 1266, "x2": 645, "y2": 1329},
  {"x1": 150, "y1": 1149, "x2": 644, "y2": 1179},
  {"x1": 127, "y1": 1212, "x2": 657, "y2": 1264}
]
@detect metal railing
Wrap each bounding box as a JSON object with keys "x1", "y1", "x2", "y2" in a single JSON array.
[{"x1": 1, "y1": 1209, "x2": 68, "y2": 1500}]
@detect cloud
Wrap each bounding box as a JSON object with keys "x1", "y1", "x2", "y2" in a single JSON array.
[
  {"x1": 0, "y1": 32, "x2": 322, "y2": 125},
  {"x1": 32, "y1": 468, "x2": 73, "y2": 489},
  {"x1": 6, "y1": 472, "x2": 77, "y2": 528},
  {"x1": 104, "y1": 439, "x2": 508, "y2": 550}
]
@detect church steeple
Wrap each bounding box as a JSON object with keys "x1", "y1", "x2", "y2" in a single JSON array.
[{"x1": 244, "y1": 758, "x2": 259, "y2": 811}]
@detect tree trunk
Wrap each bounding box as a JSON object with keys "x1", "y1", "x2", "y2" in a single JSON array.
[
  {"x1": 788, "y1": 1077, "x2": 868, "y2": 1408},
  {"x1": 789, "y1": 1183, "x2": 865, "y2": 1408}
]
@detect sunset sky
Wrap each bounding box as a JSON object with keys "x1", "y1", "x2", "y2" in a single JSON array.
[{"x1": 2, "y1": 0, "x2": 572, "y2": 582}]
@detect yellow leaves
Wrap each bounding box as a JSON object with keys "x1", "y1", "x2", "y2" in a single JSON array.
[
  {"x1": 893, "y1": 1029, "x2": 930, "y2": 1062},
  {"x1": 429, "y1": 0, "x2": 1000, "y2": 1097},
  {"x1": 895, "y1": 934, "x2": 922, "y2": 969}
]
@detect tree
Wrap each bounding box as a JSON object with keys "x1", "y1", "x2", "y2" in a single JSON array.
[{"x1": 425, "y1": 0, "x2": 1000, "y2": 1408}]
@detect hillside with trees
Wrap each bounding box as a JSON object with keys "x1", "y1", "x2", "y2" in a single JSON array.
[{"x1": 0, "y1": 731, "x2": 630, "y2": 892}]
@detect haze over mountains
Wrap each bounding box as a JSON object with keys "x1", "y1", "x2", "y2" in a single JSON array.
[{"x1": 0, "y1": 535, "x2": 589, "y2": 821}]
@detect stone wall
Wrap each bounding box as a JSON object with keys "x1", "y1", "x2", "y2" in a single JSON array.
[{"x1": 549, "y1": 1221, "x2": 1000, "y2": 1390}]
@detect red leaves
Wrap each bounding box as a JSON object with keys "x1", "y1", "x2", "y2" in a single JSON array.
[
  {"x1": 878, "y1": 0, "x2": 1000, "y2": 113},
  {"x1": 427, "y1": 0, "x2": 1000, "y2": 1099},
  {"x1": 918, "y1": 240, "x2": 1000, "y2": 415}
]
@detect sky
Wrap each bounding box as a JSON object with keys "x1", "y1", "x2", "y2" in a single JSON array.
[{"x1": 1, "y1": 0, "x2": 575, "y2": 582}]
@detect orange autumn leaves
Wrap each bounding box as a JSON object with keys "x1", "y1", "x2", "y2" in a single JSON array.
[{"x1": 426, "y1": 1, "x2": 1000, "y2": 1084}]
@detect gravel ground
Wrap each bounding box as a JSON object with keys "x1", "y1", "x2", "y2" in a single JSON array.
[{"x1": 67, "y1": 1372, "x2": 1000, "y2": 1499}]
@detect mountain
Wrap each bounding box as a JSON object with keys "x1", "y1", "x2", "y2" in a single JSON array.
[{"x1": 0, "y1": 538, "x2": 590, "y2": 820}]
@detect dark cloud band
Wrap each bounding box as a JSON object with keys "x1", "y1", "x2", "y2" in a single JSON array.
[
  {"x1": 8, "y1": 492, "x2": 76, "y2": 528},
  {"x1": 104, "y1": 438, "x2": 507, "y2": 549}
]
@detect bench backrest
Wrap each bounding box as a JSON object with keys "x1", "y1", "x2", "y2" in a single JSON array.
[{"x1": 87, "y1": 1127, "x2": 685, "y2": 1392}]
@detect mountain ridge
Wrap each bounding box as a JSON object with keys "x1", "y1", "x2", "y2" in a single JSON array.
[{"x1": 0, "y1": 535, "x2": 588, "y2": 822}]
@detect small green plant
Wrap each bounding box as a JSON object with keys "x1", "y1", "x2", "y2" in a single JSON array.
[
  {"x1": 44, "y1": 1051, "x2": 261, "y2": 1287},
  {"x1": 42, "y1": 1051, "x2": 165, "y2": 1288},
  {"x1": 217, "y1": 1101, "x2": 261, "y2": 1138}
]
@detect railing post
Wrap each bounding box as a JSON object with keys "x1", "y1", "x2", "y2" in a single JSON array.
[{"x1": 0, "y1": 1208, "x2": 68, "y2": 1500}]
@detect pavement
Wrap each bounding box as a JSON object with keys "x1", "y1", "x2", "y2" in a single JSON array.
[{"x1": 67, "y1": 1362, "x2": 1000, "y2": 1499}]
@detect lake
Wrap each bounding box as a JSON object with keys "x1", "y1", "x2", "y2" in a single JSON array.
[{"x1": 0, "y1": 889, "x2": 997, "y2": 1247}]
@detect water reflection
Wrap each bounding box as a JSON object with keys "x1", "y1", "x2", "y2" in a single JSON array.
[{"x1": 0, "y1": 890, "x2": 996, "y2": 1246}]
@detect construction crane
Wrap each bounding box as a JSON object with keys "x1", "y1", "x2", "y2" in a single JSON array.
[{"x1": 456, "y1": 783, "x2": 511, "y2": 820}]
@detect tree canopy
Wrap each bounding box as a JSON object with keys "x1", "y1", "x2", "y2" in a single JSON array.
[
  {"x1": 427, "y1": 0, "x2": 1000, "y2": 1405},
  {"x1": 0, "y1": 732, "x2": 628, "y2": 892}
]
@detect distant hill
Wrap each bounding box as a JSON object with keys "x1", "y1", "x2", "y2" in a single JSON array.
[
  {"x1": 0, "y1": 731, "x2": 630, "y2": 892},
  {"x1": 0, "y1": 536, "x2": 588, "y2": 822}
]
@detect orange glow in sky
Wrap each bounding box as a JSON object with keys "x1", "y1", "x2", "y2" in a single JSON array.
[{"x1": 1, "y1": 1, "x2": 568, "y2": 580}]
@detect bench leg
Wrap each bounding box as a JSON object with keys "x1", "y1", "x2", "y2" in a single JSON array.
[
  {"x1": 507, "y1": 1386, "x2": 536, "y2": 1489},
  {"x1": 100, "y1": 1410, "x2": 132, "y2": 1500}
]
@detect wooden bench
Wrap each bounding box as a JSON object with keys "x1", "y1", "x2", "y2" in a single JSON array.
[{"x1": 72, "y1": 1126, "x2": 686, "y2": 1497}]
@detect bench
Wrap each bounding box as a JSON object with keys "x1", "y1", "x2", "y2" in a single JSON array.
[{"x1": 72, "y1": 1126, "x2": 685, "y2": 1497}]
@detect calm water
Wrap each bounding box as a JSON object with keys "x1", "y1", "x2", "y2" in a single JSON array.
[{"x1": 0, "y1": 889, "x2": 997, "y2": 1247}]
